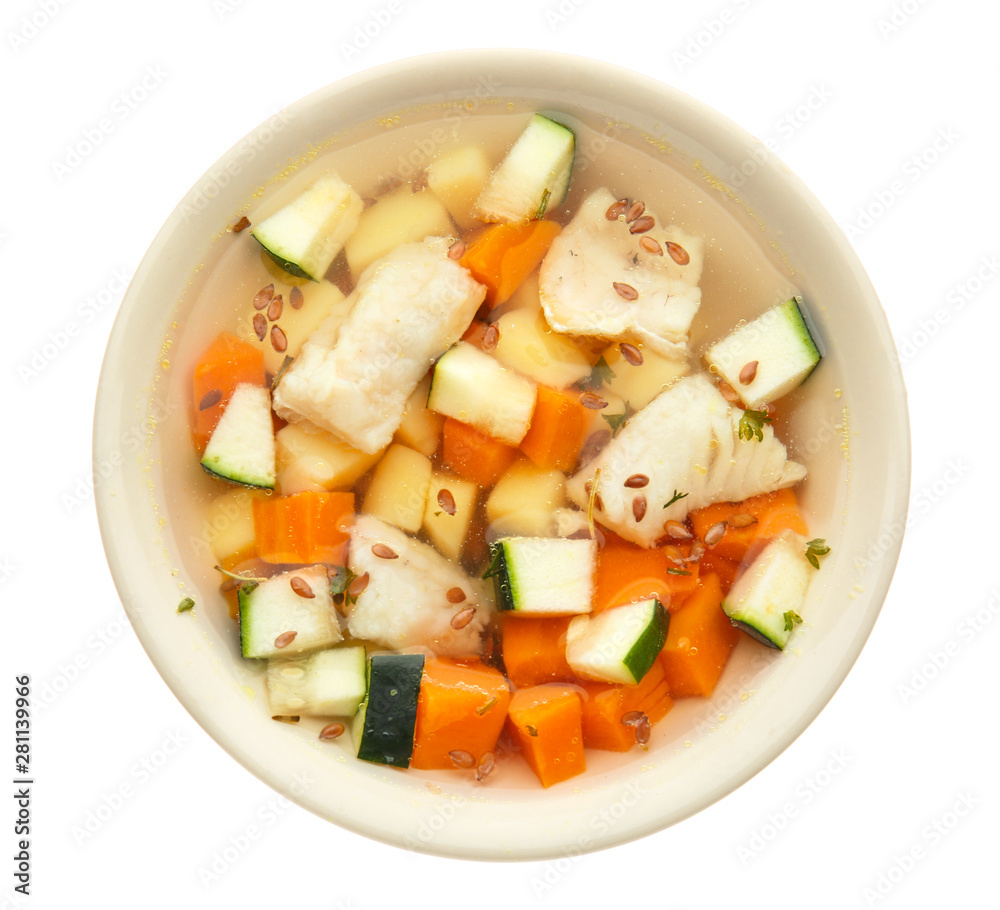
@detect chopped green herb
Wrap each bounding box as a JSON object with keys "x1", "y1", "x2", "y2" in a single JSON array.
[
  {"x1": 805, "y1": 538, "x2": 831, "y2": 570},
  {"x1": 738, "y1": 408, "x2": 773, "y2": 442},
  {"x1": 476, "y1": 696, "x2": 498, "y2": 716},
  {"x1": 483, "y1": 546, "x2": 503, "y2": 580},
  {"x1": 535, "y1": 188, "x2": 552, "y2": 220},
  {"x1": 662, "y1": 489, "x2": 689, "y2": 510},
  {"x1": 666, "y1": 567, "x2": 691, "y2": 576},
  {"x1": 783, "y1": 610, "x2": 803, "y2": 632},
  {"x1": 176, "y1": 596, "x2": 195, "y2": 614},
  {"x1": 525, "y1": 724, "x2": 539, "y2": 737},
  {"x1": 602, "y1": 400, "x2": 634, "y2": 436},
  {"x1": 213, "y1": 565, "x2": 265, "y2": 590},
  {"x1": 587, "y1": 355, "x2": 617, "y2": 390},
  {"x1": 270, "y1": 354, "x2": 294, "y2": 390},
  {"x1": 329, "y1": 566, "x2": 361, "y2": 606}
]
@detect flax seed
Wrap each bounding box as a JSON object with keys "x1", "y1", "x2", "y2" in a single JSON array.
[
  {"x1": 198, "y1": 389, "x2": 222, "y2": 411},
  {"x1": 739, "y1": 360, "x2": 759, "y2": 385},
  {"x1": 372, "y1": 543, "x2": 398, "y2": 559},
  {"x1": 437, "y1": 488, "x2": 457, "y2": 515},
  {"x1": 704, "y1": 521, "x2": 728, "y2": 547},
  {"x1": 270, "y1": 324, "x2": 288, "y2": 352},
  {"x1": 476, "y1": 751, "x2": 496, "y2": 782},
  {"x1": 450, "y1": 750, "x2": 475, "y2": 769},
  {"x1": 628, "y1": 215, "x2": 655, "y2": 234},
  {"x1": 451, "y1": 607, "x2": 476, "y2": 630},
  {"x1": 625, "y1": 201, "x2": 645, "y2": 222},
  {"x1": 253, "y1": 313, "x2": 267, "y2": 341},
  {"x1": 267, "y1": 293, "x2": 284, "y2": 322},
  {"x1": 253, "y1": 284, "x2": 274, "y2": 310},
  {"x1": 580, "y1": 391, "x2": 609, "y2": 409},
  {"x1": 274, "y1": 630, "x2": 297, "y2": 649},
  {"x1": 664, "y1": 520, "x2": 693, "y2": 540},
  {"x1": 665, "y1": 241, "x2": 690, "y2": 265},
  {"x1": 446, "y1": 587, "x2": 466, "y2": 604},
  {"x1": 632, "y1": 494, "x2": 647, "y2": 522},
  {"x1": 319, "y1": 722, "x2": 345, "y2": 740},
  {"x1": 624, "y1": 473, "x2": 649, "y2": 488},
  {"x1": 482, "y1": 323, "x2": 500, "y2": 352},
  {"x1": 639, "y1": 236, "x2": 663, "y2": 256},
  {"x1": 619, "y1": 341, "x2": 644, "y2": 365},
  {"x1": 348, "y1": 571, "x2": 370, "y2": 598},
  {"x1": 289, "y1": 285, "x2": 304, "y2": 309},
  {"x1": 448, "y1": 240, "x2": 467, "y2": 260},
  {"x1": 606, "y1": 198, "x2": 629, "y2": 220},
  {"x1": 289, "y1": 576, "x2": 314, "y2": 598},
  {"x1": 729, "y1": 512, "x2": 758, "y2": 529},
  {"x1": 613, "y1": 281, "x2": 639, "y2": 301}
]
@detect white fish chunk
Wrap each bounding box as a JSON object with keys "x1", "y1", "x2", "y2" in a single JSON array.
[
  {"x1": 346, "y1": 515, "x2": 493, "y2": 657},
  {"x1": 540, "y1": 187, "x2": 704, "y2": 356},
  {"x1": 273, "y1": 236, "x2": 486, "y2": 454},
  {"x1": 566, "y1": 373, "x2": 807, "y2": 547}
]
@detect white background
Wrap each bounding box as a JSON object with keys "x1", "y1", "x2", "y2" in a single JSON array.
[{"x1": 5, "y1": 0, "x2": 997, "y2": 907}]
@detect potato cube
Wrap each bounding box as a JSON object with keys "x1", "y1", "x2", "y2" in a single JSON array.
[{"x1": 363, "y1": 444, "x2": 433, "y2": 533}]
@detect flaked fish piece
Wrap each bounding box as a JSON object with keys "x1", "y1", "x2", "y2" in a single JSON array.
[
  {"x1": 566, "y1": 373, "x2": 807, "y2": 547},
  {"x1": 346, "y1": 515, "x2": 493, "y2": 657},
  {"x1": 539, "y1": 187, "x2": 704, "y2": 357},
  {"x1": 273, "y1": 235, "x2": 486, "y2": 454}
]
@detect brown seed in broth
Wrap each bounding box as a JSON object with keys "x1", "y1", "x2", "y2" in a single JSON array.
[
  {"x1": 232, "y1": 215, "x2": 251, "y2": 232},
  {"x1": 253, "y1": 284, "x2": 274, "y2": 310},
  {"x1": 739, "y1": 360, "x2": 759, "y2": 385},
  {"x1": 718, "y1": 380, "x2": 740, "y2": 404},
  {"x1": 448, "y1": 240, "x2": 467, "y2": 260},
  {"x1": 664, "y1": 520, "x2": 693, "y2": 540},
  {"x1": 347, "y1": 571, "x2": 370, "y2": 598},
  {"x1": 634, "y1": 714, "x2": 651, "y2": 745},
  {"x1": 476, "y1": 751, "x2": 496, "y2": 782},
  {"x1": 704, "y1": 521, "x2": 728, "y2": 547},
  {"x1": 685, "y1": 540, "x2": 706, "y2": 564},
  {"x1": 665, "y1": 241, "x2": 690, "y2": 266},
  {"x1": 625, "y1": 200, "x2": 645, "y2": 222},
  {"x1": 318, "y1": 722, "x2": 345, "y2": 740},
  {"x1": 446, "y1": 586, "x2": 466, "y2": 604},
  {"x1": 289, "y1": 576, "x2": 314, "y2": 598},
  {"x1": 449, "y1": 749, "x2": 476, "y2": 769},
  {"x1": 628, "y1": 215, "x2": 655, "y2": 235},
  {"x1": 639, "y1": 236, "x2": 663, "y2": 256},
  {"x1": 371, "y1": 543, "x2": 398, "y2": 559},
  {"x1": 580, "y1": 391, "x2": 609, "y2": 409},
  {"x1": 621, "y1": 710, "x2": 645, "y2": 727},
  {"x1": 267, "y1": 293, "x2": 284, "y2": 322},
  {"x1": 606, "y1": 198, "x2": 629, "y2": 220},
  {"x1": 729, "y1": 512, "x2": 759, "y2": 529},
  {"x1": 662, "y1": 545, "x2": 686, "y2": 566},
  {"x1": 613, "y1": 281, "x2": 639, "y2": 301},
  {"x1": 451, "y1": 607, "x2": 476, "y2": 630},
  {"x1": 274, "y1": 630, "x2": 297, "y2": 649},
  {"x1": 624, "y1": 473, "x2": 649, "y2": 488},
  {"x1": 270, "y1": 325, "x2": 288, "y2": 353},
  {"x1": 289, "y1": 285, "x2": 304, "y2": 310},
  {"x1": 579, "y1": 429, "x2": 612, "y2": 464},
  {"x1": 198, "y1": 389, "x2": 222, "y2": 411},
  {"x1": 632, "y1": 494, "x2": 647, "y2": 522},
  {"x1": 437, "y1": 488, "x2": 457, "y2": 515},
  {"x1": 619, "y1": 342, "x2": 644, "y2": 366},
  {"x1": 253, "y1": 313, "x2": 267, "y2": 341},
  {"x1": 481, "y1": 323, "x2": 500, "y2": 352}
]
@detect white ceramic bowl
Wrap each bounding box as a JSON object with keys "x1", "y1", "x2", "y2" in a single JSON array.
[{"x1": 94, "y1": 49, "x2": 910, "y2": 860}]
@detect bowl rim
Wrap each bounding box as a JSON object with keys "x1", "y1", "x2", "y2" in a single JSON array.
[{"x1": 93, "y1": 47, "x2": 911, "y2": 861}]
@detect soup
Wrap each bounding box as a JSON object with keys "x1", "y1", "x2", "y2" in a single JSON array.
[{"x1": 167, "y1": 104, "x2": 828, "y2": 788}]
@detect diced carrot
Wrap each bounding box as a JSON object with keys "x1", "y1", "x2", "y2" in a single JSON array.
[
  {"x1": 659, "y1": 572, "x2": 739, "y2": 698},
  {"x1": 410, "y1": 659, "x2": 511, "y2": 771},
  {"x1": 252, "y1": 490, "x2": 354, "y2": 565},
  {"x1": 440, "y1": 417, "x2": 518, "y2": 488},
  {"x1": 192, "y1": 332, "x2": 267, "y2": 452},
  {"x1": 593, "y1": 532, "x2": 700, "y2": 614},
  {"x1": 696, "y1": 548, "x2": 739, "y2": 594},
  {"x1": 688, "y1": 489, "x2": 809, "y2": 564},
  {"x1": 578, "y1": 660, "x2": 674, "y2": 752},
  {"x1": 519, "y1": 385, "x2": 589, "y2": 473},
  {"x1": 505, "y1": 685, "x2": 586, "y2": 788},
  {"x1": 460, "y1": 220, "x2": 562, "y2": 308},
  {"x1": 501, "y1": 615, "x2": 575, "y2": 687}
]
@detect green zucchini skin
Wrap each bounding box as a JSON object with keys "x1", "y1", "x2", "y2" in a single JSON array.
[
  {"x1": 485, "y1": 541, "x2": 516, "y2": 613},
  {"x1": 354, "y1": 653, "x2": 425, "y2": 768}
]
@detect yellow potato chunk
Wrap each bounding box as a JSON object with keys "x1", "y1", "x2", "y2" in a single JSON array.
[
  {"x1": 275, "y1": 422, "x2": 383, "y2": 495},
  {"x1": 423, "y1": 472, "x2": 479, "y2": 561},
  {"x1": 363, "y1": 444, "x2": 433, "y2": 533},
  {"x1": 486, "y1": 459, "x2": 567, "y2": 538}
]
